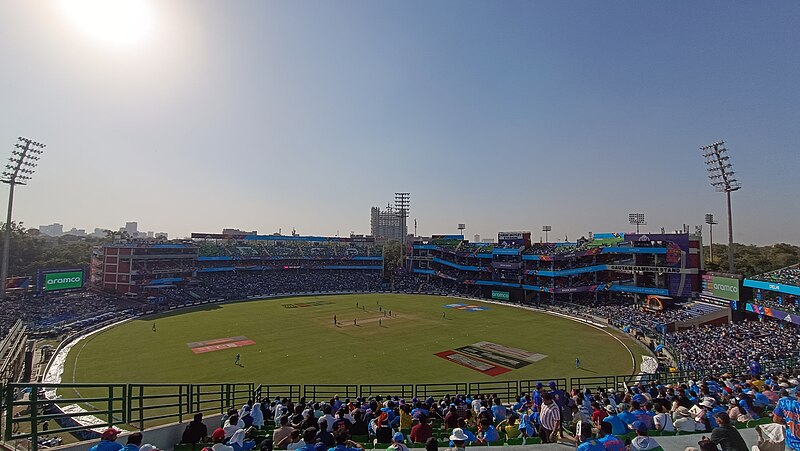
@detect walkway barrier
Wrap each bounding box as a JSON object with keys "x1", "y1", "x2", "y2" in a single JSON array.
[{"x1": 5, "y1": 357, "x2": 800, "y2": 451}]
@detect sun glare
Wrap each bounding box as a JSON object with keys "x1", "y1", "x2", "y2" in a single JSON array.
[{"x1": 59, "y1": 0, "x2": 155, "y2": 47}]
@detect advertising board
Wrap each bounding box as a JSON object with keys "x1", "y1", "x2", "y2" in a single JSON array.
[
  {"x1": 44, "y1": 270, "x2": 84, "y2": 292},
  {"x1": 491, "y1": 290, "x2": 510, "y2": 301}
]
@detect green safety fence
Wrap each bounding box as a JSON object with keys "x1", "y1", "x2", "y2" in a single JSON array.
[{"x1": 5, "y1": 357, "x2": 799, "y2": 451}]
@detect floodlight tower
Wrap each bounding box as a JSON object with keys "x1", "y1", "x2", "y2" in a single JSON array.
[
  {"x1": 458, "y1": 223, "x2": 465, "y2": 236},
  {"x1": 542, "y1": 225, "x2": 552, "y2": 243},
  {"x1": 394, "y1": 193, "x2": 410, "y2": 265},
  {"x1": 704, "y1": 213, "x2": 718, "y2": 265},
  {"x1": 1, "y1": 137, "x2": 45, "y2": 300},
  {"x1": 701, "y1": 141, "x2": 740, "y2": 273},
  {"x1": 628, "y1": 213, "x2": 646, "y2": 233}
]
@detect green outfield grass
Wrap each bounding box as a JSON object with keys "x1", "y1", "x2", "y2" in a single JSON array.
[{"x1": 62, "y1": 294, "x2": 649, "y2": 385}]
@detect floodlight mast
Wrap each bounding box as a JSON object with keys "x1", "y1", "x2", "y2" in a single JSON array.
[
  {"x1": 700, "y1": 141, "x2": 740, "y2": 272},
  {"x1": 542, "y1": 225, "x2": 552, "y2": 243},
  {"x1": 0, "y1": 137, "x2": 45, "y2": 300},
  {"x1": 704, "y1": 213, "x2": 718, "y2": 265},
  {"x1": 394, "y1": 193, "x2": 410, "y2": 268}
]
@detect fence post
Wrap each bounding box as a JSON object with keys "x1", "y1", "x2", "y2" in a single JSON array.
[
  {"x1": 4, "y1": 384, "x2": 14, "y2": 441},
  {"x1": 30, "y1": 385, "x2": 38, "y2": 451}
]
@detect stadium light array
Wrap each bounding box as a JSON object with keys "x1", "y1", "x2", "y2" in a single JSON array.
[
  {"x1": 394, "y1": 193, "x2": 410, "y2": 267},
  {"x1": 1, "y1": 137, "x2": 46, "y2": 300},
  {"x1": 542, "y1": 225, "x2": 552, "y2": 243},
  {"x1": 700, "y1": 140, "x2": 740, "y2": 272},
  {"x1": 628, "y1": 213, "x2": 646, "y2": 233}
]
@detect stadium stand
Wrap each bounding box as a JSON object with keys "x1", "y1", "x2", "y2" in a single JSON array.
[{"x1": 751, "y1": 263, "x2": 800, "y2": 286}]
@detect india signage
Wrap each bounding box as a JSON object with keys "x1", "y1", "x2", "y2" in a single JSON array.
[{"x1": 44, "y1": 271, "x2": 83, "y2": 292}]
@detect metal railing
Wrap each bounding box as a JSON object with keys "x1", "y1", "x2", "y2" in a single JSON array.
[{"x1": 4, "y1": 356, "x2": 798, "y2": 451}]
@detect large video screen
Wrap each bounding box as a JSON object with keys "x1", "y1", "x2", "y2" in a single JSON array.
[
  {"x1": 702, "y1": 274, "x2": 740, "y2": 301},
  {"x1": 43, "y1": 270, "x2": 84, "y2": 292}
]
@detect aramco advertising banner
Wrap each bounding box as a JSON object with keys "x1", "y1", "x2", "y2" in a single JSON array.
[{"x1": 44, "y1": 271, "x2": 84, "y2": 292}]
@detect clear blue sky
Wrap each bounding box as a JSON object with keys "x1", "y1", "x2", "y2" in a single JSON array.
[{"x1": 0, "y1": 1, "x2": 797, "y2": 244}]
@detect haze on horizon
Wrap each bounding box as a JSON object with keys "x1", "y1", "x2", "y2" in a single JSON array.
[{"x1": 0, "y1": 1, "x2": 798, "y2": 245}]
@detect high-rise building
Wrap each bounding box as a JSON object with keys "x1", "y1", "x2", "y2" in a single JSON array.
[
  {"x1": 124, "y1": 222, "x2": 138, "y2": 236},
  {"x1": 370, "y1": 206, "x2": 404, "y2": 242},
  {"x1": 39, "y1": 223, "x2": 63, "y2": 237}
]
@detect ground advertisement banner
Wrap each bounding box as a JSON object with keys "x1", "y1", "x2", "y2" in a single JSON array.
[
  {"x1": 434, "y1": 341, "x2": 545, "y2": 377},
  {"x1": 44, "y1": 271, "x2": 84, "y2": 292}
]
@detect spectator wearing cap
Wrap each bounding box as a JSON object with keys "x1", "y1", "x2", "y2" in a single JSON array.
[
  {"x1": 211, "y1": 428, "x2": 234, "y2": 451},
  {"x1": 328, "y1": 429, "x2": 363, "y2": 451},
  {"x1": 450, "y1": 419, "x2": 476, "y2": 445},
  {"x1": 696, "y1": 398, "x2": 720, "y2": 432},
  {"x1": 446, "y1": 428, "x2": 468, "y2": 451},
  {"x1": 673, "y1": 406, "x2": 698, "y2": 433},
  {"x1": 772, "y1": 386, "x2": 800, "y2": 451},
  {"x1": 410, "y1": 416, "x2": 433, "y2": 444},
  {"x1": 597, "y1": 422, "x2": 625, "y2": 451},
  {"x1": 709, "y1": 412, "x2": 748, "y2": 451},
  {"x1": 90, "y1": 428, "x2": 124, "y2": 451},
  {"x1": 602, "y1": 405, "x2": 627, "y2": 435},
  {"x1": 629, "y1": 421, "x2": 663, "y2": 451},
  {"x1": 386, "y1": 432, "x2": 408, "y2": 451},
  {"x1": 121, "y1": 432, "x2": 144, "y2": 451}
]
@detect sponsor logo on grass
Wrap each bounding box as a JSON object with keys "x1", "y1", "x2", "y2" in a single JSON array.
[
  {"x1": 435, "y1": 341, "x2": 546, "y2": 376},
  {"x1": 434, "y1": 350, "x2": 511, "y2": 376},
  {"x1": 443, "y1": 303, "x2": 489, "y2": 312},
  {"x1": 282, "y1": 300, "x2": 335, "y2": 309},
  {"x1": 187, "y1": 336, "x2": 256, "y2": 354},
  {"x1": 44, "y1": 271, "x2": 83, "y2": 291}
]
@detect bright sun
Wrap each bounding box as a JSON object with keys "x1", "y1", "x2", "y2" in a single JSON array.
[{"x1": 59, "y1": 0, "x2": 155, "y2": 46}]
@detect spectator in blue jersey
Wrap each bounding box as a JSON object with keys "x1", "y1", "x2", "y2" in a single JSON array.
[
  {"x1": 773, "y1": 388, "x2": 800, "y2": 451},
  {"x1": 597, "y1": 422, "x2": 625, "y2": 451},
  {"x1": 630, "y1": 401, "x2": 654, "y2": 430},
  {"x1": 568, "y1": 422, "x2": 604, "y2": 451},
  {"x1": 750, "y1": 360, "x2": 762, "y2": 377},
  {"x1": 548, "y1": 381, "x2": 567, "y2": 409},
  {"x1": 616, "y1": 403, "x2": 636, "y2": 426},
  {"x1": 491, "y1": 398, "x2": 507, "y2": 422},
  {"x1": 475, "y1": 418, "x2": 499, "y2": 444},
  {"x1": 120, "y1": 432, "x2": 144, "y2": 451},
  {"x1": 601, "y1": 406, "x2": 627, "y2": 436},
  {"x1": 448, "y1": 419, "x2": 476, "y2": 446}
]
